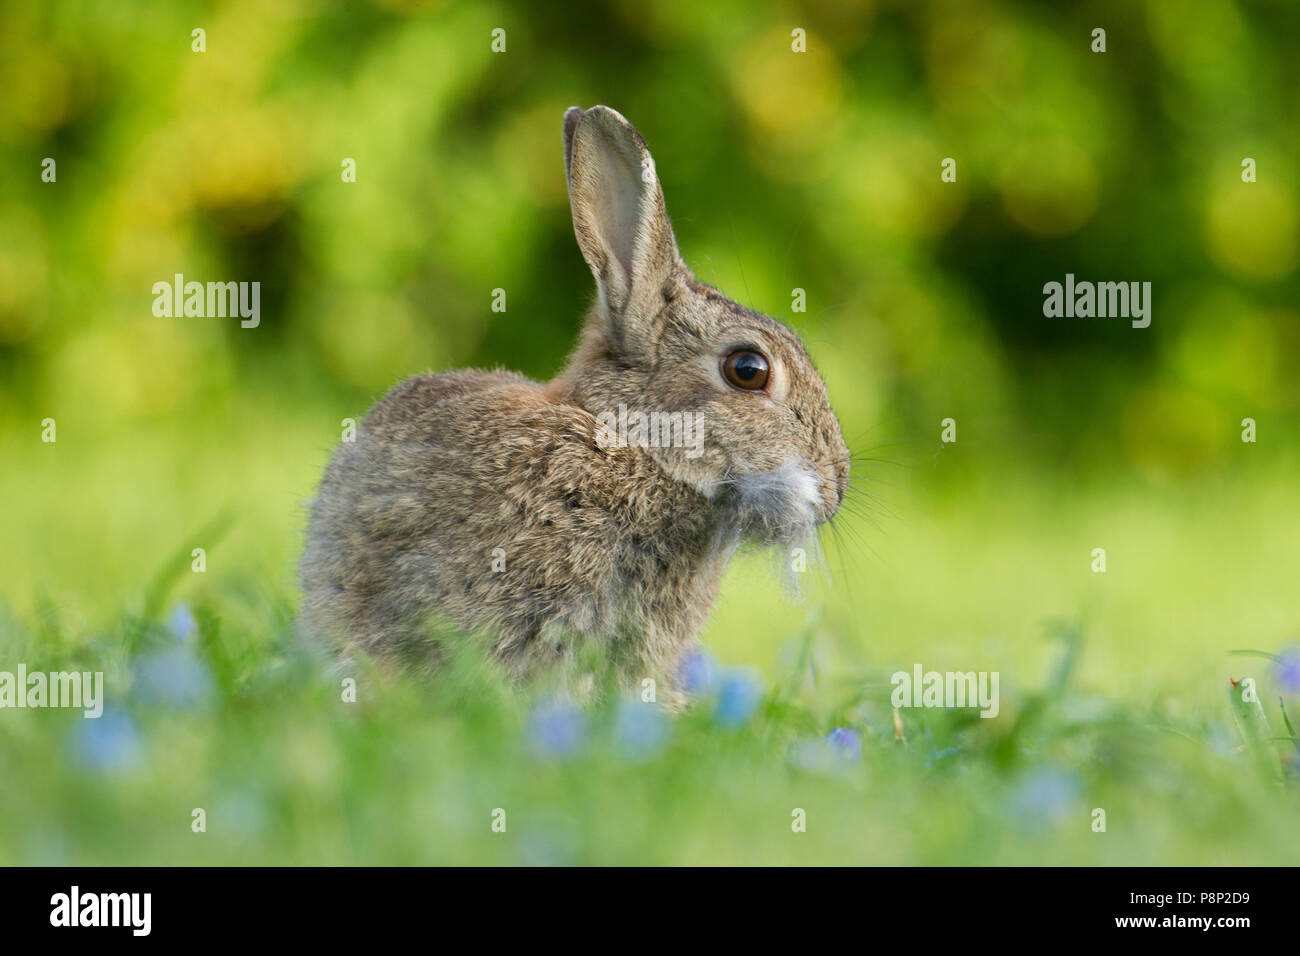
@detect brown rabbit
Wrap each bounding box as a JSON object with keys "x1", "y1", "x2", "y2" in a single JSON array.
[{"x1": 299, "y1": 105, "x2": 849, "y2": 702}]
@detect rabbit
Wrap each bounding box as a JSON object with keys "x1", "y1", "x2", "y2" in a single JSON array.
[{"x1": 299, "y1": 105, "x2": 850, "y2": 704}]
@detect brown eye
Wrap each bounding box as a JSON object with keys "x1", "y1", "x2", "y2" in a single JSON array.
[{"x1": 721, "y1": 350, "x2": 770, "y2": 391}]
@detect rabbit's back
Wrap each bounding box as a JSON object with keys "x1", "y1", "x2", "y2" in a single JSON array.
[{"x1": 299, "y1": 369, "x2": 720, "y2": 675}]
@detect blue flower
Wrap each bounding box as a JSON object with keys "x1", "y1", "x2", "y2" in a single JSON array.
[
  {"x1": 678, "y1": 648, "x2": 718, "y2": 695},
  {"x1": 1275, "y1": 647, "x2": 1300, "y2": 694},
  {"x1": 167, "y1": 602, "x2": 197, "y2": 641},
  {"x1": 1012, "y1": 768, "x2": 1080, "y2": 829},
  {"x1": 212, "y1": 787, "x2": 271, "y2": 840},
  {"x1": 528, "y1": 700, "x2": 587, "y2": 759},
  {"x1": 71, "y1": 708, "x2": 143, "y2": 773},
  {"x1": 134, "y1": 646, "x2": 214, "y2": 710},
  {"x1": 825, "y1": 727, "x2": 861, "y2": 762},
  {"x1": 713, "y1": 670, "x2": 762, "y2": 728},
  {"x1": 613, "y1": 699, "x2": 669, "y2": 760}
]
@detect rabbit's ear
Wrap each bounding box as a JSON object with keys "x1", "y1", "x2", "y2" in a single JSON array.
[{"x1": 564, "y1": 105, "x2": 679, "y2": 343}]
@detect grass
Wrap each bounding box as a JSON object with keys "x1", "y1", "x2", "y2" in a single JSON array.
[
  {"x1": 3, "y1": 404, "x2": 1299, "y2": 865},
  {"x1": 3, "y1": 537, "x2": 1299, "y2": 865}
]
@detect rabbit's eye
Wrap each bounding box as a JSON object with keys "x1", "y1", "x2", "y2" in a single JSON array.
[{"x1": 721, "y1": 350, "x2": 770, "y2": 391}]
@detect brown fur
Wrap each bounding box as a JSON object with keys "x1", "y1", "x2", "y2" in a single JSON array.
[{"x1": 299, "y1": 106, "x2": 848, "y2": 701}]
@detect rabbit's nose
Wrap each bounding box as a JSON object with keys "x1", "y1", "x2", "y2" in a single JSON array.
[{"x1": 817, "y1": 467, "x2": 847, "y2": 521}]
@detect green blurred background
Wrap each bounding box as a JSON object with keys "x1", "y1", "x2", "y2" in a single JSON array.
[{"x1": 1, "y1": 0, "x2": 1299, "y2": 864}]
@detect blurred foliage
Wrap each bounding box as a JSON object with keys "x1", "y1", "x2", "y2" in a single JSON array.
[
  {"x1": 2, "y1": 0, "x2": 1296, "y2": 454},
  {"x1": 3, "y1": 585, "x2": 1300, "y2": 865}
]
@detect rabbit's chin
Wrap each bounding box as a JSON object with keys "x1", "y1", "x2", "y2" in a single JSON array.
[
  {"x1": 715, "y1": 460, "x2": 823, "y2": 547},
  {"x1": 711, "y1": 461, "x2": 825, "y2": 599}
]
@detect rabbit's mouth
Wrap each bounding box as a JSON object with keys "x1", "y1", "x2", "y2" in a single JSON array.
[{"x1": 716, "y1": 460, "x2": 825, "y2": 547}]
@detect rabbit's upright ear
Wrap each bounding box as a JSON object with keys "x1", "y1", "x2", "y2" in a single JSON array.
[{"x1": 564, "y1": 106, "x2": 680, "y2": 345}]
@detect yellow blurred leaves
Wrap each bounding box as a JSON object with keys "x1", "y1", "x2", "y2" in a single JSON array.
[
  {"x1": 0, "y1": 47, "x2": 69, "y2": 143},
  {"x1": 48, "y1": 317, "x2": 207, "y2": 418},
  {"x1": 1120, "y1": 386, "x2": 1229, "y2": 483},
  {"x1": 996, "y1": 136, "x2": 1099, "y2": 237},
  {"x1": 493, "y1": 103, "x2": 571, "y2": 208},
  {"x1": 367, "y1": 0, "x2": 451, "y2": 14},
  {"x1": 730, "y1": 26, "x2": 844, "y2": 166},
  {"x1": 924, "y1": 9, "x2": 1027, "y2": 113},
  {"x1": 833, "y1": 125, "x2": 967, "y2": 239},
  {"x1": 1169, "y1": 289, "x2": 1286, "y2": 408},
  {"x1": 184, "y1": 109, "x2": 304, "y2": 222},
  {"x1": 310, "y1": 291, "x2": 440, "y2": 388},
  {"x1": 0, "y1": 206, "x2": 50, "y2": 344},
  {"x1": 1205, "y1": 179, "x2": 1298, "y2": 280}
]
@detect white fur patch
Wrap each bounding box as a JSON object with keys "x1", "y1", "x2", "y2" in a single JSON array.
[
  {"x1": 786, "y1": 467, "x2": 822, "y2": 514},
  {"x1": 713, "y1": 461, "x2": 825, "y2": 598},
  {"x1": 718, "y1": 460, "x2": 823, "y2": 547}
]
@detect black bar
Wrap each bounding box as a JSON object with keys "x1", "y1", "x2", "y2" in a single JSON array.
[{"x1": 0, "y1": 866, "x2": 1275, "y2": 941}]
